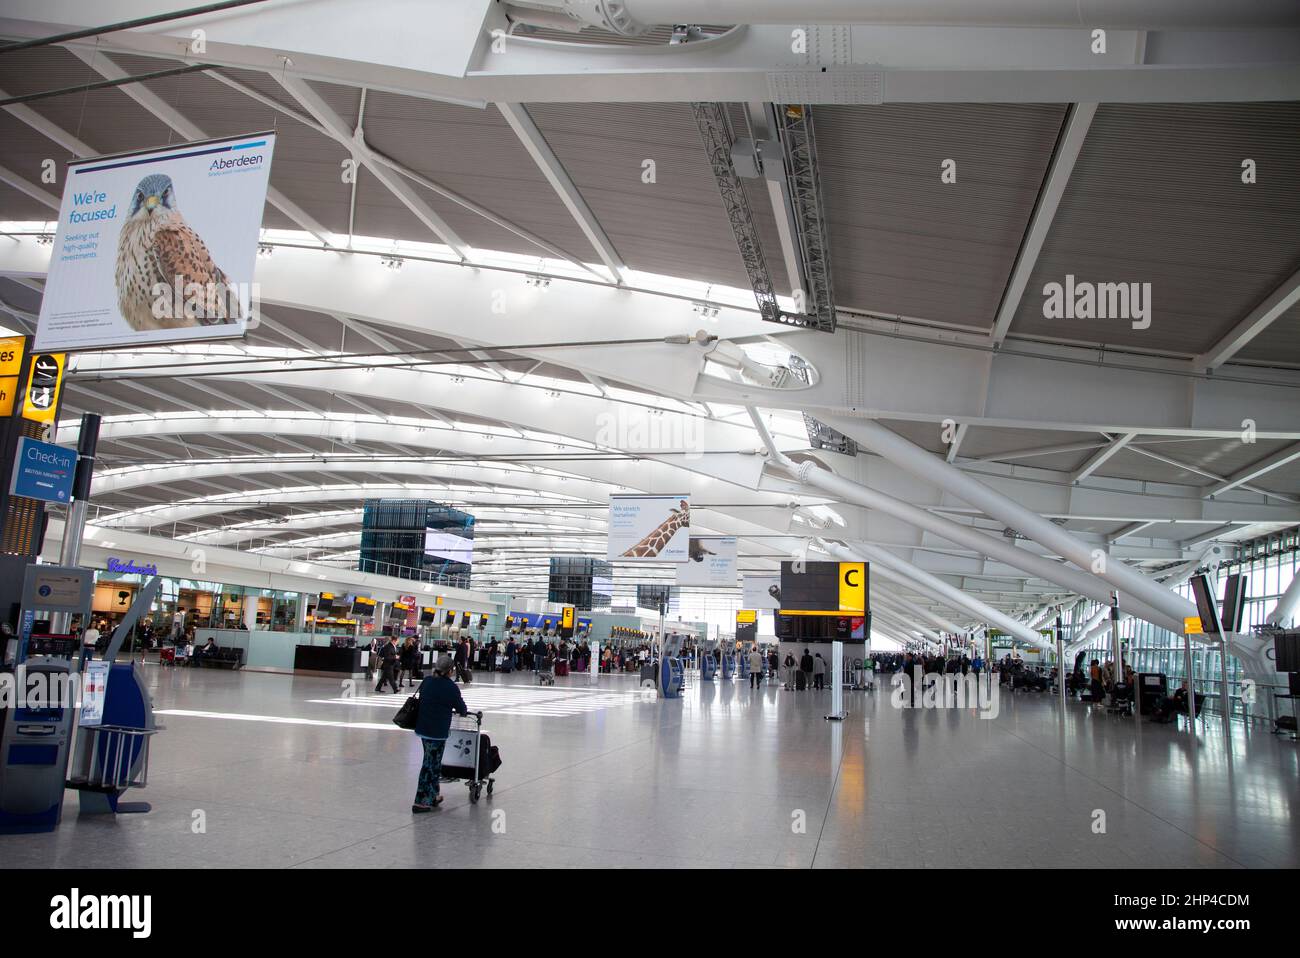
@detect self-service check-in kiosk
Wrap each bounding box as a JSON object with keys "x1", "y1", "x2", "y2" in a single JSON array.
[
  {"x1": 720, "y1": 650, "x2": 735, "y2": 680},
  {"x1": 658, "y1": 633, "x2": 685, "y2": 699},
  {"x1": 700, "y1": 639, "x2": 717, "y2": 681},
  {"x1": 0, "y1": 564, "x2": 94, "y2": 833},
  {"x1": 0, "y1": 568, "x2": 160, "y2": 833}
]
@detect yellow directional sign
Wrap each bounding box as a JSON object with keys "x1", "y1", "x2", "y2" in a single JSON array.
[
  {"x1": 0, "y1": 335, "x2": 27, "y2": 416},
  {"x1": 736, "y1": 609, "x2": 757, "y2": 624},
  {"x1": 22, "y1": 351, "x2": 65, "y2": 424},
  {"x1": 562, "y1": 607, "x2": 575, "y2": 630},
  {"x1": 1184, "y1": 616, "x2": 1204, "y2": 635},
  {"x1": 838, "y1": 562, "x2": 866, "y2": 614}
]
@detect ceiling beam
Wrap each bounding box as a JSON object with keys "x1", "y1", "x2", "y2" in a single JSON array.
[
  {"x1": 1205, "y1": 441, "x2": 1300, "y2": 499},
  {"x1": 971, "y1": 439, "x2": 1109, "y2": 463},
  {"x1": 273, "y1": 72, "x2": 469, "y2": 259},
  {"x1": 989, "y1": 102, "x2": 1097, "y2": 346},
  {"x1": 1193, "y1": 267, "x2": 1300, "y2": 370},
  {"x1": 1108, "y1": 520, "x2": 1156, "y2": 543},
  {"x1": 1126, "y1": 444, "x2": 1298, "y2": 503},
  {"x1": 944, "y1": 422, "x2": 969, "y2": 463},
  {"x1": 496, "y1": 102, "x2": 624, "y2": 284},
  {"x1": 64, "y1": 47, "x2": 334, "y2": 246},
  {"x1": 1070, "y1": 432, "x2": 1135, "y2": 483}
]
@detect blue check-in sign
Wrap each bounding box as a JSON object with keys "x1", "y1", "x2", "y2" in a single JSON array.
[{"x1": 10, "y1": 436, "x2": 77, "y2": 504}]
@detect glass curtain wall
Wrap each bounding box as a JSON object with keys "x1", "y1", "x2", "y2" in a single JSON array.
[{"x1": 1075, "y1": 527, "x2": 1298, "y2": 724}]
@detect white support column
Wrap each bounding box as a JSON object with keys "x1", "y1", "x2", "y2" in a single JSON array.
[
  {"x1": 831, "y1": 417, "x2": 1198, "y2": 626},
  {"x1": 871, "y1": 588, "x2": 964, "y2": 636},
  {"x1": 820, "y1": 539, "x2": 1051, "y2": 649},
  {"x1": 1266, "y1": 571, "x2": 1300, "y2": 627},
  {"x1": 779, "y1": 450, "x2": 1184, "y2": 633}
]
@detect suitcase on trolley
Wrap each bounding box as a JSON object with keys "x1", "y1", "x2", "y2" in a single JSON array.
[{"x1": 439, "y1": 712, "x2": 498, "y2": 803}]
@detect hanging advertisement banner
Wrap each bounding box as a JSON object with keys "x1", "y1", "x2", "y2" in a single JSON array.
[
  {"x1": 741, "y1": 573, "x2": 782, "y2": 611},
  {"x1": 606, "y1": 495, "x2": 690, "y2": 562},
  {"x1": 676, "y1": 536, "x2": 738, "y2": 587},
  {"x1": 34, "y1": 131, "x2": 276, "y2": 352}
]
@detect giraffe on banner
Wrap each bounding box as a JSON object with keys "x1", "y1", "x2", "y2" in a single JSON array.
[{"x1": 622, "y1": 500, "x2": 690, "y2": 558}]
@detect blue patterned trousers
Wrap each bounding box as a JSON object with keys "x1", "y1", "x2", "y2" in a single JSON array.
[{"x1": 414, "y1": 736, "x2": 447, "y2": 806}]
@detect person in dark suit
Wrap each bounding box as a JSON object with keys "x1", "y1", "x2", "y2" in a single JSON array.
[
  {"x1": 374, "y1": 635, "x2": 400, "y2": 693},
  {"x1": 412, "y1": 655, "x2": 469, "y2": 812},
  {"x1": 800, "y1": 648, "x2": 815, "y2": 691}
]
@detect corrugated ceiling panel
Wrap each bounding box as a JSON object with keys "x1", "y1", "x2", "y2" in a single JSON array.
[
  {"x1": 528, "y1": 102, "x2": 768, "y2": 292},
  {"x1": 0, "y1": 110, "x2": 74, "y2": 212},
  {"x1": 104, "y1": 54, "x2": 354, "y2": 237},
  {"x1": 1007, "y1": 103, "x2": 1300, "y2": 359},
  {"x1": 0, "y1": 180, "x2": 56, "y2": 221},
  {"x1": 358, "y1": 92, "x2": 600, "y2": 263},
  {"x1": 0, "y1": 46, "x2": 177, "y2": 164},
  {"x1": 816, "y1": 103, "x2": 1066, "y2": 328},
  {"x1": 0, "y1": 277, "x2": 43, "y2": 314}
]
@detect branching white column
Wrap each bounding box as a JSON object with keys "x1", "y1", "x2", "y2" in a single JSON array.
[{"x1": 835, "y1": 418, "x2": 1199, "y2": 626}]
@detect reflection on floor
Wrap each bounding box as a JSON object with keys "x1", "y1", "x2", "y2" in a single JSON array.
[
  {"x1": 2, "y1": 665, "x2": 1296, "y2": 868},
  {"x1": 309, "y1": 682, "x2": 652, "y2": 717}
]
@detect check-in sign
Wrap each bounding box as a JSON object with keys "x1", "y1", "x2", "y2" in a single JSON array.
[{"x1": 10, "y1": 436, "x2": 77, "y2": 503}]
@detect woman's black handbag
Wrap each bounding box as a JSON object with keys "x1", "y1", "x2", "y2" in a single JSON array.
[{"x1": 393, "y1": 694, "x2": 420, "y2": 730}]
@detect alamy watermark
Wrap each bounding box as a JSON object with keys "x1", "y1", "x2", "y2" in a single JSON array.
[
  {"x1": 889, "y1": 668, "x2": 1001, "y2": 719},
  {"x1": 1042, "y1": 274, "x2": 1151, "y2": 330},
  {"x1": 594, "y1": 407, "x2": 703, "y2": 459}
]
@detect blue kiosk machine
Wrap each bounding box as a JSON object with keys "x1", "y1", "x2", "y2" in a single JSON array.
[
  {"x1": 699, "y1": 638, "x2": 718, "y2": 681},
  {"x1": 0, "y1": 568, "x2": 160, "y2": 833},
  {"x1": 658, "y1": 632, "x2": 685, "y2": 698}
]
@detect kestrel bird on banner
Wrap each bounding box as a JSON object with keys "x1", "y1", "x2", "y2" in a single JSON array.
[{"x1": 115, "y1": 173, "x2": 242, "y2": 331}]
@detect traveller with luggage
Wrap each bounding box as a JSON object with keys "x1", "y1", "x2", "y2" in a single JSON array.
[
  {"x1": 799, "y1": 648, "x2": 814, "y2": 691},
  {"x1": 409, "y1": 655, "x2": 468, "y2": 812}
]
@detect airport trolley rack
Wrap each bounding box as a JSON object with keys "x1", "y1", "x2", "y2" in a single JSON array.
[{"x1": 438, "y1": 710, "x2": 496, "y2": 802}]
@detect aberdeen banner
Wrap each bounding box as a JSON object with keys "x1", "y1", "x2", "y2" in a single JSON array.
[{"x1": 34, "y1": 131, "x2": 276, "y2": 351}]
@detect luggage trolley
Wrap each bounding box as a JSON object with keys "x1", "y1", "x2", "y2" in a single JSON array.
[
  {"x1": 439, "y1": 711, "x2": 498, "y2": 803},
  {"x1": 538, "y1": 654, "x2": 556, "y2": 686}
]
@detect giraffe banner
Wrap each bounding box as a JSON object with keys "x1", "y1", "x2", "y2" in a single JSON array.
[
  {"x1": 34, "y1": 131, "x2": 276, "y2": 352},
  {"x1": 676, "y1": 536, "x2": 738, "y2": 586},
  {"x1": 606, "y1": 494, "x2": 691, "y2": 562}
]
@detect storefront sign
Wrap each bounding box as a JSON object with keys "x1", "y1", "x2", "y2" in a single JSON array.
[{"x1": 105, "y1": 556, "x2": 160, "y2": 576}]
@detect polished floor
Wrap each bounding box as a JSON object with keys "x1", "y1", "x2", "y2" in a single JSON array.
[{"x1": 3, "y1": 665, "x2": 1297, "y2": 868}]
